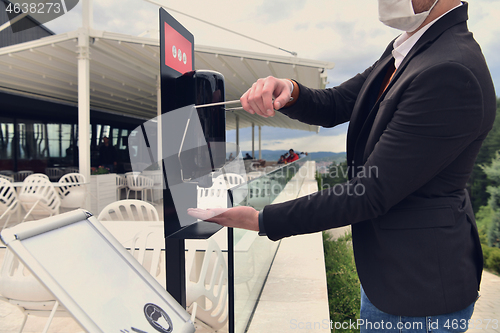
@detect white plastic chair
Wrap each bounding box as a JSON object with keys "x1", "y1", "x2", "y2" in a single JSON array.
[
  {"x1": 64, "y1": 167, "x2": 79, "y2": 174},
  {"x1": 246, "y1": 171, "x2": 263, "y2": 182},
  {"x1": 45, "y1": 168, "x2": 64, "y2": 181},
  {"x1": 197, "y1": 177, "x2": 227, "y2": 210},
  {"x1": 18, "y1": 175, "x2": 60, "y2": 222},
  {"x1": 30, "y1": 173, "x2": 49, "y2": 180},
  {"x1": 14, "y1": 170, "x2": 33, "y2": 182},
  {"x1": 0, "y1": 178, "x2": 19, "y2": 230},
  {"x1": 0, "y1": 249, "x2": 69, "y2": 333},
  {"x1": 97, "y1": 199, "x2": 159, "y2": 221},
  {"x1": 0, "y1": 170, "x2": 14, "y2": 177},
  {"x1": 126, "y1": 173, "x2": 154, "y2": 201},
  {"x1": 186, "y1": 239, "x2": 228, "y2": 332},
  {"x1": 129, "y1": 227, "x2": 164, "y2": 280},
  {"x1": 58, "y1": 173, "x2": 87, "y2": 209},
  {"x1": 0, "y1": 173, "x2": 14, "y2": 182},
  {"x1": 115, "y1": 174, "x2": 127, "y2": 200}
]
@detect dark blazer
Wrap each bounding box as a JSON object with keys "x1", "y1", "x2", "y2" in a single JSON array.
[{"x1": 262, "y1": 3, "x2": 496, "y2": 317}]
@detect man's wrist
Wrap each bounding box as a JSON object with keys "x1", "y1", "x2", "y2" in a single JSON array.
[{"x1": 284, "y1": 79, "x2": 299, "y2": 108}]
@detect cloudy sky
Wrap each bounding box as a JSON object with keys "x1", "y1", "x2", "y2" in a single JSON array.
[{"x1": 45, "y1": 0, "x2": 500, "y2": 154}]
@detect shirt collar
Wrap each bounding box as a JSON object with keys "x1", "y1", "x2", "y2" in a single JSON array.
[{"x1": 392, "y1": 2, "x2": 462, "y2": 69}]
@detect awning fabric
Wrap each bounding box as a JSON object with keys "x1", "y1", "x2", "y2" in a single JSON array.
[{"x1": 0, "y1": 29, "x2": 334, "y2": 132}]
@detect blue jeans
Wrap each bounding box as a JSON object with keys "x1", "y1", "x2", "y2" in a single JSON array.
[{"x1": 360, "y1": 286, "x2": 476, "y2": 332}]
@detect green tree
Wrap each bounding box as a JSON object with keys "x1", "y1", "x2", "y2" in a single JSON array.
[
  {"x1": 482, "y1": 151, "x2": 500, "y2": 248},
  {"x1": 470, "y1": 98, "x2": 500, "y2": 212},
  {"x1": 323, "y1": 232, "x2": 360, "y2": 332}
]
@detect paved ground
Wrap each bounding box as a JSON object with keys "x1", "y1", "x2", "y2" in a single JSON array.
[{"x1": 469, "y1": 270, "x2": 500, "y2": 332}]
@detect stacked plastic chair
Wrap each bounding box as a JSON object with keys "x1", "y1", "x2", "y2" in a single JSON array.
[
  {"x1": 18, "y1": 175, "x2": 60, "y2": 222},
  {"x1": 0, "y1": 178, "x2": 19, "y2": 230},
  {"x1": 58, "y1": 173, "x2": 87, "y2": 209}
]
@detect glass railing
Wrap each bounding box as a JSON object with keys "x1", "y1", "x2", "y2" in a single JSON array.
[{"x1": 230, "y1": 156, "x2": 309, "y2": 333}]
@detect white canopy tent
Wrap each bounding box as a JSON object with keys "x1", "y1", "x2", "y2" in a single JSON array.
[{"x1": 0, "y1": 0, "x2": 334, "y2": 189}]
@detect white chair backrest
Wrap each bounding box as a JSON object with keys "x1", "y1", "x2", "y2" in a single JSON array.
[
  {"x1": 129, "y1": 228, "x2": 164, "y2": 278},
  {"x1": 142, "y1": 170, "x2": 163, "y2": 185},
  {"x1": 15, "y1": 170, "x2": 33, "y2": 182},
  {"x1": 186, "y1": 239, "x2": 228, "y2": 331},
  {"x1": 0, "y1": 249, "x2": 54, "y2": 302},
  {"x1": 98, "y1": 200, "x2": 159, "y2": 221},
  {"x1": 116, "y1": 174, "x2": 126, "y2": 187},
  {"x1": 64, "y1": 167, "x2": 79, "y2": 174},
  {"x1": 0, "y1": 178, "x2": 18, "y2": 230},
  {"x1": 45, "y1": 167, "x2": 64, "y2": 181},
  {"x1": 58, "y1": 173, "x2": 87, "y2": 209},
  {"x1": 0, "y1": 170, "x2": 14, "y2": 176},
  {"x1": 216, "y1": 173, "x2": 245, "y2": 188},
  {"x1": 31, "y1": 173, "x2": 49, "y2": 179},
  {"x1": 197, "y1": 177, "x2": 227, "y2": 210},
  {"x1": 19, "y1": 175, "x2": 60, "y2": 219},
  {"x1": 0, "y1": 173, "x2": 14, "y2": 182},
  {"x1": 126, "y1": 174, "x2": 154, "y2": 190}
]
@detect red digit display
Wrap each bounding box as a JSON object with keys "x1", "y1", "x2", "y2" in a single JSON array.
[{"x1": 164, "y1": 22, "x2": 193, "y2": 74}]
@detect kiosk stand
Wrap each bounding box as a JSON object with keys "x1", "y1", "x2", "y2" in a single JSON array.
[{"x1": 158, "y1": 9, "x2": 234, "y2": 332}]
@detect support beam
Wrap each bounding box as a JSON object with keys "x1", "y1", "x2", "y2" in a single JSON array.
[
  {"x1": 236, "y1": 115, "x2": 239, "y2": 152},
  {"x1": 258, "y1": 126, "x2": 262, "y2": 160},
  {"x1": 76, "y1": 46, "x2": 90, "y2": 203},
  {"x1": 77, "y1": 0, "x2": 92, "y2": 208},
  {"x1": 82, "y1": 0, "x2": 93, "y2": 29}
]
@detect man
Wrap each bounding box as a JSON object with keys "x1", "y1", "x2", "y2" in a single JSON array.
[
  {"x1": 285, "y1": 149, "x2": 299, "y2": 163},
  {"x1": 189, "y1": 0, "x2": 496, "y2": 330},
  {"x1": 98, "y1": 136, "x2": 117, "y2": 172}
]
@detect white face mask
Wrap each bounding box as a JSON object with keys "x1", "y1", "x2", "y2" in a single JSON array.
[{"x1": 378, "y1": 0, "x2": 439, "y2": 32}]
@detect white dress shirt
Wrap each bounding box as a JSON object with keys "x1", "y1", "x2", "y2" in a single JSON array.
[{"x1": 392, "y1": 2, "x2": 463, "y2": 69}]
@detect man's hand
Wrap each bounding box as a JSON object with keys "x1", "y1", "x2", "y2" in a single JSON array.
[
  {"x1": 187, "y1": 206, "x2": 260, "y2": 231},
  {"x1": 240, "y1": 76, "x2": 292, "y2": 118}
]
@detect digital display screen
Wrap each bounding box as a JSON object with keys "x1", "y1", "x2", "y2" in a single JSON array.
[{"x1": 164, "y1": 22, "x2": 193, "y2": 75}]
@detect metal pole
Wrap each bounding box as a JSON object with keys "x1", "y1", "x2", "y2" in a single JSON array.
[
  {"x1": 195, "y1": 100, "x2": 240, "y2": 108},
  {"x1": 236, "y1": 115, "x2": 239, "y2": 151},
  {"x1": 251, "y1": 123, "x2": 255, "y2": 159}
]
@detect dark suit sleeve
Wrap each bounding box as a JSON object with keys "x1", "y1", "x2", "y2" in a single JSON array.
[
  {"x1": 263, "y1": 62, "x2": 485, "y2": 241},
  {"x1": 279, "y1": 64, "x2": 377, "y2": 128}
]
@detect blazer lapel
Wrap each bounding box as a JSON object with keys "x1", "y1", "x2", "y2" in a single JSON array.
[{"x1": 347, "y1": 53, "x2": 394, "y2": 168}]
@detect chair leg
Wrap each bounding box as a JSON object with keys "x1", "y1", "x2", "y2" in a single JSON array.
[
  {"x1": 1, "y1": 213, "x2": 11, "y2": 232},
  {"x1": 17, "y1": 313, "x2": 28, "y2": 333},
  {"x1": 190, "y1": 302, "x2": 198, "y2": 324},
  {"x1": 42, "y1": 300, "x2": 59, "y2": 333},
  {"x1": 22, "y1": 199, "x2": 41, "y2": 222}
]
